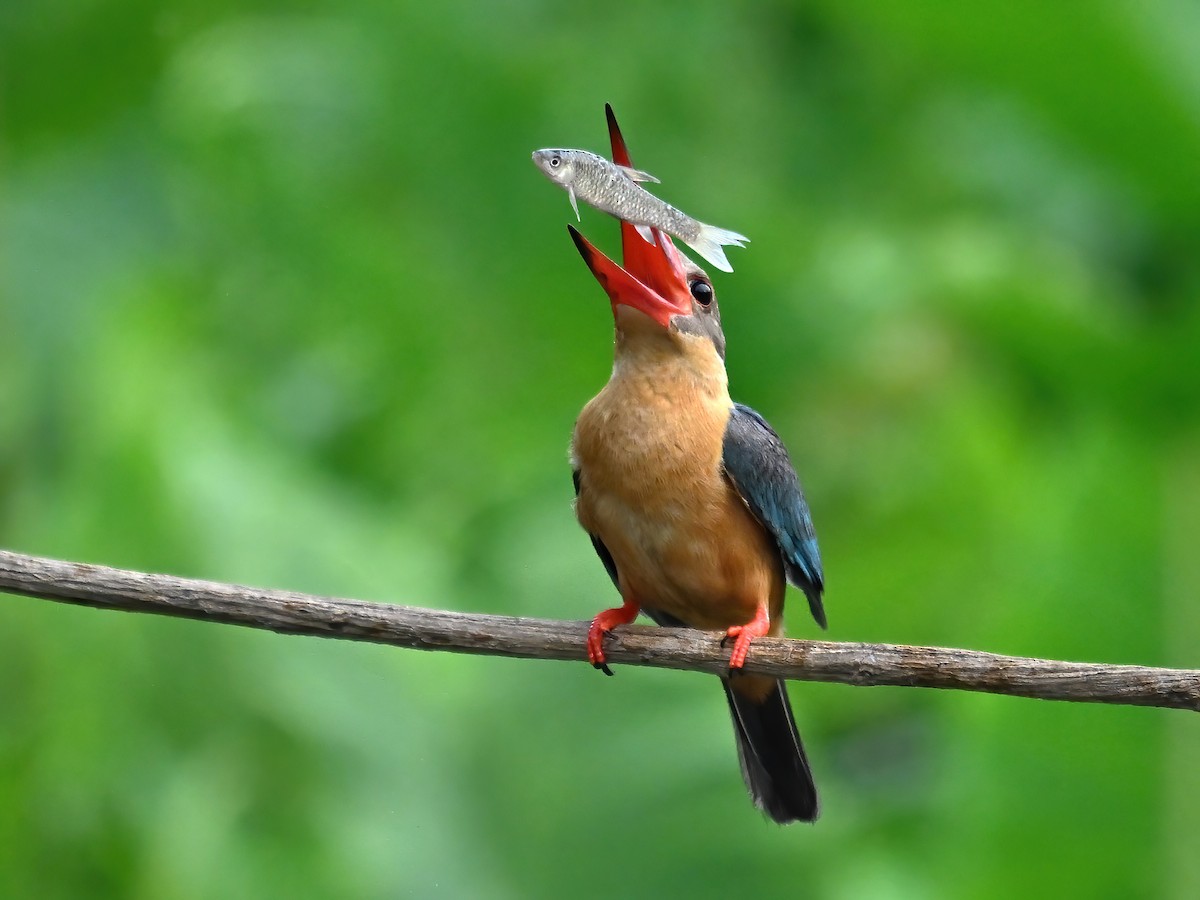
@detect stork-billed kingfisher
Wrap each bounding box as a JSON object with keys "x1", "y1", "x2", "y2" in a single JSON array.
[{"x1": 566, "y1": 106, "x2": 826, "y2": 824}]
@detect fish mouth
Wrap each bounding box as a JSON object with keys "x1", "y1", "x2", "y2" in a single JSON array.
[
  {"x1": 531, "y1": 149, "x2": 559, "y2": 179},
  {"x1": 566, "y1": 104, "x2": 693, "y2": 328}
]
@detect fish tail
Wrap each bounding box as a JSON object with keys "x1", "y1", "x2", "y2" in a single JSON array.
[{"x1": 685, "y1": 223, "x2": 750, "y2": 273}]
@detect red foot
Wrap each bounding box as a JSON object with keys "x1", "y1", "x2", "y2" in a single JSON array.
[
  {"x1": 587, "y1": 598, "x2": 640, "y2": 672},
  {"x1": 725, "y1": 604, "x2": 771, "y2": 670}
]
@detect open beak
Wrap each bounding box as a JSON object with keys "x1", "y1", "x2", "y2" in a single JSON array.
[
  {"x1": 568, "y1": 225, "x2": 692, "y2": 328},
  {"x1": 567, "y1": 104, "x2": 693, "y2": 328}
]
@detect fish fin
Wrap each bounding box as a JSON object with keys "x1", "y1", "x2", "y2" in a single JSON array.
[
  {"x1": 568, "y1": 186, "x2": 580, "y2": 221},
  {"x1": 634, "y1": 224, "x2": 656, "y2": 246},
  {"x1": 618, "y1": 165, "x2": 660, "y2": 184},
  {"x1": 684, "y1": 223, "x2": 750, "y2": 273}
]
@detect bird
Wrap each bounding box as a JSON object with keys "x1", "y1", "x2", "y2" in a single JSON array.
[{"x1": 566, "y1": 105, "x2": 827, "y2": 823}]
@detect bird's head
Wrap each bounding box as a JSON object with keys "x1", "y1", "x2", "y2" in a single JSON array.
[
  {"x1": 568, "y1": 223, "x2": 725, "y2": 361},
  {"x1": 566, "y1": 104, "x2": 726, "y2": 361}
]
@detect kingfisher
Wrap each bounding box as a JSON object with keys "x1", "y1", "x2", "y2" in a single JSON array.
[{"x1": 566, "y1": 106, "x2": 826, "y2": 824}]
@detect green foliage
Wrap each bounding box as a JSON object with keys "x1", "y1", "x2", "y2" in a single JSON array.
[{"x1": 3, "y1": 2, "x2": 1198, "y2": 897}]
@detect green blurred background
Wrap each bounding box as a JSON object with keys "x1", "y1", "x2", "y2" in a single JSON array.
[{"x1": 3, "y1": 2, "x2": 1199, "y2": 897}]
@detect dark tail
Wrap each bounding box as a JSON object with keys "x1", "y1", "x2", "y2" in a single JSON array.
[{"x1": 722, "y1": 676, "x2": 819, "y2": 824}]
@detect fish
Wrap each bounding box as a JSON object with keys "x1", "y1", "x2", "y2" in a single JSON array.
[{"x1": 531, "y1": 148, "x2": 749, "y2": 273}]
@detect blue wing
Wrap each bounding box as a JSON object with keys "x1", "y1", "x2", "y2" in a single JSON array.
[{"x1": 722, "y1": 403, "x2": 826, "y2": 629}]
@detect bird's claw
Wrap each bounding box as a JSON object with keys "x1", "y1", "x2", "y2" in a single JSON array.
[
  {"x1": 586, "y1": 600, "x2": 641, "y2": 675},
  {"x1": 587, "y1": 623, "x2": 611, "y2": 674},
  {"x1": 587, "y1": 620, "x2": 611, "y2": 670},
  {"x1": 724, "y1": 606, "x2": 771, "y2": 670},
  {"x1": 725, "y1": 626, "x2": 755, "y2": 670}
]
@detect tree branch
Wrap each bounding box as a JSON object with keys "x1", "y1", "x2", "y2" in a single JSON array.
[{"x1": 1, "y1": 548, "x2": 1196, "y2": 711}]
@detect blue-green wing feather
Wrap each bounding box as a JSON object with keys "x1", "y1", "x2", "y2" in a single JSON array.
[{"x1": 722, "y1": 403, "x2": 826, "y2": 628}]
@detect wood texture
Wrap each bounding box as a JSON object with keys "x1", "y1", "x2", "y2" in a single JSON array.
[{"x1": 1, "y1": 549, "x2": 1196, "y2": 711}]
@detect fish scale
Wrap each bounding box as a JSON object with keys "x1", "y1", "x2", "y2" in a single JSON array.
[
  {"x1": 570, "y1": 153, "x2": 699, "y2": 241},
  {"x1": 532, "y1": 147, "x2": 749, "y2": 273}
]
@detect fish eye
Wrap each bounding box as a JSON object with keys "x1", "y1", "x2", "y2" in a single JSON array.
[
  {"x1": 690, "y1": 279, "x2": 714, "y2": 307},
  {"x1": 550, "y1": 155, "x2": 561, "y2": 168}
]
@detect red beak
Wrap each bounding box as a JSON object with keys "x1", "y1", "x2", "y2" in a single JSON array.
[
  {"x1": 567, "y1": 104, "x2": 693, "y2": 328},
  {"x1": 568, "y1": 225, "x2": 691, "y2": 328}
]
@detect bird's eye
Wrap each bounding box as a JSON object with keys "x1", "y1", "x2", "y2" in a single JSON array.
[
  {"x1": 550, "y1": 155, "x2": 561, "y2": 168},
  {"x1": 690, "y1": 279, "x2": 714, "y2": 307}
]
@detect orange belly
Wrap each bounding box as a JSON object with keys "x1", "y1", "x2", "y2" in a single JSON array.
[{"x1": 572, "y1": 356, "x2": 786, "y2": 633}]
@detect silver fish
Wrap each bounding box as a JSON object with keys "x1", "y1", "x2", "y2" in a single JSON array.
[{"x1": 532, "y1": 148, "x2": 749, "y2": 273}]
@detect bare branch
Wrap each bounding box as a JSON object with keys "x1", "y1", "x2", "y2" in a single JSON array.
[{"x1": 1, "y1": 549, "x2": 1196, "y2": 711}]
